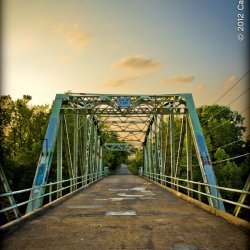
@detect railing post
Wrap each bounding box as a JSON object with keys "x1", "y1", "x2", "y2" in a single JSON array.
[
  {"x1": 49, "y1": 183, "x2": 52, "y2": 203},
  {"x1": 70, "y1": 179, "x2": 73, "y2": 193},
  {"x1": 30, "y1": 188, "x2": 35, "y2": 211},
  {"x1": 198, "y1": 182, "x2": 201, "y2": 201},
  {"x1": 215, "y1": 187, "x2": 219, "y2": 209}
]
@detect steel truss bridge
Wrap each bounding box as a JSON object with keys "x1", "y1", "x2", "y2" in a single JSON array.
[{"x1": 0, "y1": 93, "x2": 249, "y2": 232}]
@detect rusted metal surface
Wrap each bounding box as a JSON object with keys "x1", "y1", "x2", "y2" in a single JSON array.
[{"x1": 1, "y1": 169, "x2": 249, "y2": 250}]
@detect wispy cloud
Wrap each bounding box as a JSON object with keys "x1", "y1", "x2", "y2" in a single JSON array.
[
  {"x1": 162, "y1": 75, "x2": 195, "y2": 84},
  {"x1": 112, "y1": 55, "x2": 161, "y2": 71},
  {"x1": 54, "y1": 23, "x2": 91, "y2": 49},
  {"x1": 103, "y1": 76, "x2": 139, "y2": 87}
]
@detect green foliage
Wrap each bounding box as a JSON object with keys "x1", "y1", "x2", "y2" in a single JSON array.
[
  {"x1": 126, "y1": 150, "x2": 143, "y2": 175},
  {"x1": 102, "y1": 131, "x2": 129, "y2": 173},
  {"x1": 197, "y1": 105, "x2": 245, "y2": 156},
  {"x1": 197, "y1": 105, "x2": 249, "y2": 204},
  {"x1": 0, "y1": 95, "x2": 50, "y2": 190},
  {"x1": 214, "y1": 148, "x2": 227, "y2": 161}
]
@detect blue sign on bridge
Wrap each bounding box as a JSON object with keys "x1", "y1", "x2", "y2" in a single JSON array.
[{"x1": 118, "y1": 98, "x2": 130, "y2": 108}]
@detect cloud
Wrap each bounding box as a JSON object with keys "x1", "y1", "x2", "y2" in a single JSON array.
[
  {"x1": 112, "y1": 55, "x2": 161, "y2": 71},
  {"x1": 163, "y1": 75, "x2": 195, "y2": 84},
  {"x1": 103, "y1": 76, "x2": 139, "y2": 87},
  {"x1": 54, "y1": 23, "x2": 91, "y2": 49}
]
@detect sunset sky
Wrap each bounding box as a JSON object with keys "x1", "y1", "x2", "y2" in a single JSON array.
[{"x1": 2, "y1": 0, "x2": 249, "y2": 133}]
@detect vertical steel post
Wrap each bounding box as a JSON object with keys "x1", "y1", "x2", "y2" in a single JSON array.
[
  {"x1": 89, "y1": 120, "x2": 95, "y2": 182},
  {"x1": 78, "y1": 118, "x2": 85, "y2": 179},
  {"x1": 175, "y1": 115, "x2": 186, "y2": 180},
  {"x1": 85, "y1": 116, "x2": 92, "y2": 183},
  {"x1": 146, "y1": 140, "x2": 149, "y2": 174},
  {"x1": 149, "y1": 130, "x2": 154, "y2": 176},
  {"x1": 99, "y1": 145, "x2": 103, "y2": 174},
  {"x1": 83, "y1": 115, "x2": 87, "y2": 184},
  {"x1": 170, "y1": 111, "x2": 175, "y2": 188},
  {"x1": 161, "y1": 115, "x2": 166, "y2": 175},
  {"x1": 96, "y1": 136, "x2": 101, "y2": 178},
  {"x1": 63, "y1": 115, "x2": 74, "y2": 192},
  {"x1": 57, "y1": 115, "x2": 63, "y2": 198},
  {"x1": 159, "y1": 114, "x2": 164, "y2": 175},
  {"x1": 154, "y1": 115, "x2": 159, "y2": 173},
  {"x1": 186, "y1": 116, "x2": 193, "y2": 197},
  {"x1": 163, "y1": 115, "x2": 170, "y2": 176},
  {"x1": 92, "y1": 128, "x2": 98, "y2": 180},
  {"x1": 73, "y1": 114, "x2": 79, "y2": 189},
  {"x1": 143, "y1": 145, "x2": 148, "y2": 174}
]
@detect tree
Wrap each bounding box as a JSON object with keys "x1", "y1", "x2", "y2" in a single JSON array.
[
  {"x1": 102, "y1": 131, "x2": 129, "y2": 172},
  {"x1": 126, "y1": 149, "x2": 143, "y2": 175},
  {"x1": 197, "y1": 105, "x2": 245, "y2": 158},
  {"x1": 197, "y1": 105, "x2": 249, "y2": 198},
  {"x1": 0, "y1": 95, "x2": 50, "y2": 190}
]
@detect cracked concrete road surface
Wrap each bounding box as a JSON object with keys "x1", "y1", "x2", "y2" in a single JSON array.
[{"x1": 1, "y1": 165, "x2": 249, "y2": 250}]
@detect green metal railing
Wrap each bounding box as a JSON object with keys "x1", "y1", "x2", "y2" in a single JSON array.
[
  {"x1": 139, "y1": 170, "x2": 250, "y2": 218},
  {"x1": 0, "y1": 170, "x2": 109, "y2": 218}
]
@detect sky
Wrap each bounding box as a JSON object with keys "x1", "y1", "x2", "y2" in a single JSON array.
[{"x1": 1, "y1": 0, "x2": 249, "y2": 134}]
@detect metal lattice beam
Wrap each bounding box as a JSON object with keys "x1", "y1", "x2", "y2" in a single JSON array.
[{"x1": 103, "y1": 143, "x2": 135, "y2": 152}]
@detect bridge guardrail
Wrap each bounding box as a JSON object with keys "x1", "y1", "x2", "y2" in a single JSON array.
[
  {"x1": 139, "y1": 170, "x2": 250, "y2": 218},
  {"x1": 0, "y1": 170, "x2": 109, "y2": 222}
]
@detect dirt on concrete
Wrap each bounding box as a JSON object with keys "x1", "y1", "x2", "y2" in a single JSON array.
[{"x1": 1, "y1": 168, "x2": 249, "y2": 249}]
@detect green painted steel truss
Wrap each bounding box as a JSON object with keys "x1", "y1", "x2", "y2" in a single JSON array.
[
  {"x1": 26, "y1": 93, "x2": 225, "y2": 213},
  {"x1": 103, "y1": 143, "x2": 135, "y2": 152}
]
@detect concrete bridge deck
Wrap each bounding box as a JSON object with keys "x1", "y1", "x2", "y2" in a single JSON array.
[{"x1": 1, "y1": 166, "x2": 249, "y2": 249}]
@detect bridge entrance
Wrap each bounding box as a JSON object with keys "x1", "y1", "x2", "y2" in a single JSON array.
[{"x1": 23, "y1": 93, "x2": 224, "y2": 212}]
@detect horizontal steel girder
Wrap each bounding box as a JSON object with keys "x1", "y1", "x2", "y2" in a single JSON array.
[
  {"x1": 103, "y1": 143, "x2": 135, "y2": 152},
  {"x1": 61, "y1": 94, "x2": 186, "y2": 115},
  {"x1": 62, "y1": 108, "x2": 186, "y2": 115}
]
